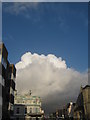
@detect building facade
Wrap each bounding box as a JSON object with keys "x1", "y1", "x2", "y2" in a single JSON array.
[
  {"x1": 73, "y1": 85, "x2": 90, "y2": 120},
  {"x1": 0, "y1": 43, "x2": 16, "y2": 119},
  {"x1": 8, "y1": 64, "x2": 16, "y2": 119},
  {"x1": 50, "y1": 102, "x2": 75, "y2": 119},
  {"x1": 14, "y1": 91, "x2": 44, "y2": 120}
]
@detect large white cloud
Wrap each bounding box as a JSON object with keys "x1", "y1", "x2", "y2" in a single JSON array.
[{"x1": 15, "y1": 52, "x2": 88, "y2": 113}]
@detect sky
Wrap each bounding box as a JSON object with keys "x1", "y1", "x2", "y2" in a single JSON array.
[
  {"x1": 2, "y1": 2, "x2": 88, "y2": 72},
  {"x1": 2, "y1": 2, "x2": 88, "y2": 114}
]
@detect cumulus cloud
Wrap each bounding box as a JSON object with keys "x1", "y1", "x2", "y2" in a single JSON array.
[{"x1": 15, "y1": 52, "x2": 88, "y2": 113}]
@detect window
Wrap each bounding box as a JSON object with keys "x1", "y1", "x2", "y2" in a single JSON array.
[
  {"x1": 2, "y1": 58, "x2": 7, "y2": 69},
  {"x1": 0, "y1": 48, "x2": 1, "y2": 54},
  {"x1": 25, "y1": 108, "x2": 27, "y2": 114},
  {"x1": 17, "y1": 100, "x2": 20, "y2": 103},
  {"x1": 17, "y1": 107, "x2": 19, "y2": 114},
  {"x1": 33, "y1": 100, "x2": 36, "y2": 104},
  {"x1": 36, "y1": 108, "x2": 38, "y2": 113},
  {"x1": 30, "y1": 108, "x2": 32, "y2": 113}
]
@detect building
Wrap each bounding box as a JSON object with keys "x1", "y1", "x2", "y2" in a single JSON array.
[
  {"x1": 0, "y1": 43, "x2": 16, "y2": 119},
  {"x1": 8, "y1": 64, "x2": 16, "y2": 119},
  {"x1": 66, "y1": 102, "x2": 75, "y2": 119},
  {"x1": 48, "y1": 101, "x2": 76, "y2": 120},
  {"x1": 73, "y1": 85, "x2": 90, "y2": 120},
  {"x1": 14, "y1": 91, "x2": 44, "y2": 120}
]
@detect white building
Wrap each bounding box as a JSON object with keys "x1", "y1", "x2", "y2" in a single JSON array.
[{"x1": 13, "y1": 91, "x2": 44, "y2": 120}]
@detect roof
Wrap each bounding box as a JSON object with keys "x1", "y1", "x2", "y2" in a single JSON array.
[
  {"x1": 82, "y1": 85, "x2": 90, "y2": 90},
  {"x1": 15, "y1": 94, "x2": 41, "y2": 100}
]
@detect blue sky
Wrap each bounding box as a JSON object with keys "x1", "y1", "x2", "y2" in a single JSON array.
[{"x1": 2, "y1": 2, "x2": 88, "y2": 72}]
